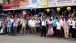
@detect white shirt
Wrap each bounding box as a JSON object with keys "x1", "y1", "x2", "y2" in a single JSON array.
[
  {"x1": 72, "y1": 20, "x2": 76, "y2": 28},
  {"x1": 10, "y1": 18, "x2": 14, "y2": 23},
  {"x1": 68, "y1": 19, "x2": 73, "y2": 25},
  {"x1": 56, "y1": 21, "x2": 61, "y2": 30},
  {"x1": 41, "y1": 20, "x2": 46, "y2": 26},
  {"x1": 47, "y1": 20, "x2": 52, "y2": 24},
  {"x1": 20, "y1": 19, "x2": 23, "y2": 24},
  {"x1": 28, "y1": 20, "x2": 31, "y2": 27},
  {"x1": 28, "y1": 19, "x2": 36, "y2": 27},
  {"x1": 22, "y1": 20, "x2": 26, "y2": 27},
  {"x1": 60, "y1": 19, "x2": 64, "y2": 27}
]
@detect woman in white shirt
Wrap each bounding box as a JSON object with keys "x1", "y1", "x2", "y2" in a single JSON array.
[{"x1": 56, "y1": 19, "x2": 61, "y2": 38}]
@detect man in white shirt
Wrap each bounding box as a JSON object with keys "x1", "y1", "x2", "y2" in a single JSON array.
[
  {"x1": 41, "y1": 17, "x2": 47, "y2": 37},
  {"x1": 68, "y1": 17, "x2": 73, "y2": 37},
  {"x1": 56, "y1": 19, "x2": 61, "y2": 38},
  {"x1": 60, "y1": 17, "x2": 65, "y2": 37},
  {"x1": 35, "y1": 18, "x2": 40, "y2": 36},
  {"x1": 72, "y1": 18, "x2": 76, "y2": 39},
  {"x1": 28, "y1": 18, "x2": 36, "y2": 34}
]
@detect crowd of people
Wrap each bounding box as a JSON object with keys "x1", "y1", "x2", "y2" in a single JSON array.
[{"x1": 0, "y1": 11, "x2": 76, "y2": 40}]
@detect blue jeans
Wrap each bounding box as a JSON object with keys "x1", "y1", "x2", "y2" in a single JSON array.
[
  {"x1": 7, "y1": 27, "x2": 11, "y2": 35},
  {"x1": 13, "y1": 26, "x2": 17, "y2": 36}
]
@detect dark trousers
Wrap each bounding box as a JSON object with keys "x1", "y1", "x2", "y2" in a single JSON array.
[
  {"x1": 11, "y1": 23, "x2": 13, "y2": 35},
  {"x1": 36, "y1": 27, "x2": 40, "y2": 33},
  {"x1": 57, "y1": 29, "x2": 61, "y2": 38},
  {"x1": 26, "y1": 24, "x2": 31, "y2": 34},
  {"x1": 53, "y1": 27, "x2": 57, "y2": 37},
  {"x1": 72, "y1": 28, "x2": 76, "y2": 39},
  {"x1": 5, "y1": 27, "x2": 7, "y2": 34},
  {"x1": 17, "y1": 25, "x2": 21, "y2": 34},
  {"x1": 0, "y1": 27, "x2": 1, "y2": 30},
  {"x1": 41, "y1": 26, "x2": 46, "y2": 37},
  {"x1": 13, "y1": 26, "x2": 17, "y2": 36},
  {"x1": 69, "y1": 25, "x2": 73, "y2": 37}
]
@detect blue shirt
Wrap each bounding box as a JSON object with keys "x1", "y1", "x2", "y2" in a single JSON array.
[
  {"x1": 8, "y1": 22, "x2": 12, "y2": 27},
  {"x1": 52, "y1": 19, "x2": 57, "y2": 27}
]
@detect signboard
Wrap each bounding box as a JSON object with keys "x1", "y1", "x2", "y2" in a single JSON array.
[
  {"x1": 57, "y1": 0, "x2": 72, "y2": 6},
  {"x1": 48, "y1": 0, "x2": 57, "y2": 7},
  {"x1": 19, "y1": 0, "x2": 48, "y2": 9},
  {"x1": 72, "y1": 0, "x2": 76, "y2": 6},
  {"x1": 3, "y1": 3, "x2": 19, "y2": 10},
  {"x1": 3, "y1": 0, "x2": 76, "y2": 10},
  {"x1": 48, "y1": 0, "x2": 72, "y2": 7}
]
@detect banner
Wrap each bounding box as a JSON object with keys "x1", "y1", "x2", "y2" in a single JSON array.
[
  {"x1": 19, "y1": 0, "x2": 48, "y2": 9},
  {"x1": 3, "y1": 0, "x2": 76, "y2": 10},
  {"x1": 57, "y1": 0, "x2": 72, "y2": 6},
  {"x1": 48, "y1": 0, "x2": 57, "y2": 7},
  {"x1": 72, "y1": 0, "x2": 76, "y2": 5},
  {"x1": 48, "y1": 0, "x2": 72, "y2": 7},
  {"x1": 3, "y1": 3, "x2": 19, "y2": 10}
]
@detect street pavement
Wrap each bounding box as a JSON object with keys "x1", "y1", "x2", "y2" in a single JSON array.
[{"x1": 0, "y1": 34, "x2": 76, "y2": 43}]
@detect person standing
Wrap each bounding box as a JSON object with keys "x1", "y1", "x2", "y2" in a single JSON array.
[
  {"x1": 13, "y1": 18, "x2": 18, "y2": 36},
  {"x1": 0, "y1": 20, "x2": 2, "y2": 30},
  {"x1": 5, "y1": 18, "x2": 8, "y2": 34},
  {"x1": 56, "y1": 19, "x2": 61, "y2": 38},
  {"x1": 46, "y1": 18, "x2": 54, "y2": 37},
  {"x1": 2, "y1": 17, "x2": 5, "y2": 34},
  {"x1": 63, "y1": 18, "x2": 69, "y2": 39},
  {"x1": 35, "y1": 18, "x2": 40, "y2": 36},
  {"x1": 41, "y1": 17, "x2": 47, "y2": 37},
  {"x1": 10, "y1": 16, "x2": 14, "y2": 35},
  {"x1": 17, "y1": 17, "x2": 20, "y2": 33},
  {"x1": 20, "y1": 17, "x2": 23, "y2": 32},
  {"x1": 7, "y1": 19, "x2": 12, "y2": 35},
  {"x1": 60, "y1": 17, "x2": 65, "y2": 38},
  {"x1": 72, "y1": 18, "x2": 76, "y2": 39},
  {"x1": 28, "y1": 19, "x2": 32, "y2": 34},
  {"x1": 28, "y1": 18, "x2": 36, "y2": 34},
  {"x1": 68, "y1": 17, "x2": 73, "y2": 37},
  {"x1": 52, "y1": 18, "x2": 57, "y2": 37},
  {"x1": 20, "y1": 17, "x2": 26, "y2": 35}
]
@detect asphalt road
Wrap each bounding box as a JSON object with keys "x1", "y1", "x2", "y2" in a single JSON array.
[{"x1": 0, "y1": 34, "x2": 76, "y2": 43}]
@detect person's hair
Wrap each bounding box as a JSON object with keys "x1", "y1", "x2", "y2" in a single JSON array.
[{"x1": 50, "y1": 19, "x2": 52, "y2": 21}]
